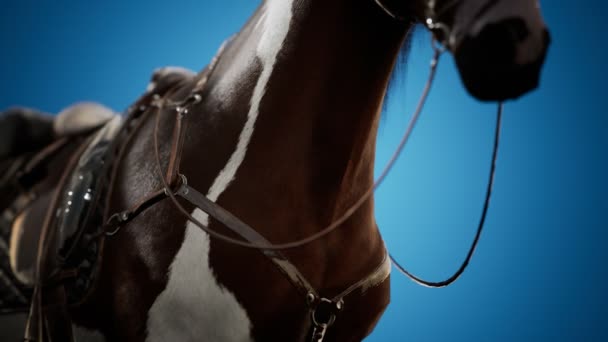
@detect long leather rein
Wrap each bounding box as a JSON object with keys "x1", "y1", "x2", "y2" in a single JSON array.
[
  {"x1": 104, "y1": 0, "x2": 504, "y2": 289},
  {"x1": 147, "y1": 45, "x2": 446, "y2": 251}
]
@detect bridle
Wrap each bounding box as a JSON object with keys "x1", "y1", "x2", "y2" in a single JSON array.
[
  {"x1": 376, "y1": 0, "x2": 503, "y2": 50},
  {"x1": 104, "y1": 0, "x2": 504, "y2": 289},
  {"x1": 374, "y1": 0, "x2": 460, "y2": 48}
]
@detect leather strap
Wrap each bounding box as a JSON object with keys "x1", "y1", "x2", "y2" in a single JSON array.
[
  {"x1": 175, "y1": 182, "x2": 317, "y2": 297},
  {"x1": 165, "y1": 106, "x2": 187, "y2": 186},
  {"x1": 25, "y1": 133, "x2": 92, "y2": 342},
  {"x1": 99, "y1": 38, "x2": 394, "y2": 342},
  {"x1": 177, "y1": 181, "x2": 391, "y2": 342}
]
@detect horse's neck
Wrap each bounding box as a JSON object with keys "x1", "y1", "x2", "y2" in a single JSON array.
[{"x1": 196, "y1": 0, "x2": 410, "y2": 254}]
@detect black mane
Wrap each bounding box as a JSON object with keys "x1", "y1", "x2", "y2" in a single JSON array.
[{"x1": 384, "y1": 24, "x2": 418, "y2": 115}]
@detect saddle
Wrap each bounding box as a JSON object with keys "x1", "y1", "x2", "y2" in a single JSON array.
[
  {"x1": 0, "y1": 103, "x2": 114, "y2": 163},
  {"x1": 0, "y1": 103, "x2": 117, "y2": 315},
  {"x1": 2, "y1": 103, "x2": 117, "y2": 283},
  {"x1": 0, "y1": 66, "x2": 196, "y2": 341}
]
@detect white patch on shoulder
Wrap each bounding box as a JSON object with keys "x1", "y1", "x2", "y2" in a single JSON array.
[
  {"x1": 146, "y1": 1, "x2": 295, "y2": 341},
  {"x1": 146, "y1": 210, "x2": 252, "y2": 342}
]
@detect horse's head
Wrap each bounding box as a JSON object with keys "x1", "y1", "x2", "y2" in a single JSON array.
[
  {"x1": 436, "y1": 0, "x2": 550, "y2": 101},
  {"x1": 379, "y1": 0, "x2": 550, "y2": 101}
]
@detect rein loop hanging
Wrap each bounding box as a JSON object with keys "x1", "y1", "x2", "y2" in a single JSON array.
[
  {"x1": 111, "y1": 29, "x2": 503, "y2": 288},
  {"x1": 144, "y1": 42, "x2": 446, "y2": 251},
  {"x1": 391, "y1": 102, "x2": 503, "y2": 288}
]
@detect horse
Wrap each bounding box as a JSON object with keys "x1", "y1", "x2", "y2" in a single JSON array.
[{"x1": 0, "y1": 0, "x2": 549, "y2": 341}]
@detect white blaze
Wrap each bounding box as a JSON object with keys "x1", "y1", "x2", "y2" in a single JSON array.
[{"x1": 146, "y1": 0, "x2": 295, "y2": 341}]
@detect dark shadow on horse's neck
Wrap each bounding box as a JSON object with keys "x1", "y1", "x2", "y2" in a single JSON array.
[{"x1": 196, "y1": 0, "x2": 414, "y2": 252}]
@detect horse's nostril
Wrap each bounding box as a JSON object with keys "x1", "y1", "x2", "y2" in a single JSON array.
[
  {"x1": 475, "y1": 18, "x2": 530, "y2": 62},
  {"x1": 453, "y1": 18, "x2": 548, "y2": 101},
  {"x1": 504, "y1": 18, "x2": 530, "y2": 43},
  {"x1": 455, "y1": 17, "x2": 532, "y2": 72}
]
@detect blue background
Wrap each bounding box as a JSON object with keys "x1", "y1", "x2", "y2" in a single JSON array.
[{"x1": 1, "y1": 1, "x2": 606, "y2": 341}]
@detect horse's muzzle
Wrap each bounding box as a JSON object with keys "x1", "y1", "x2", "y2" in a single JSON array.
[{"x1": 453, "y1": 18, "x2": 551, "y2": 102}]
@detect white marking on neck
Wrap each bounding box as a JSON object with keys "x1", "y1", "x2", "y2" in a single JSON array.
[
  {"x1": 208, "y1": 0, "x2": 294, "y2": 199},
  {"x1": 146, "y1": 1, "x2": 295, "y2": 340}
]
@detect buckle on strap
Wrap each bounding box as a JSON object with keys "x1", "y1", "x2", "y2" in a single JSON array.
[
  {"x1": 307, "y1": 293, "x2": 344, "y2": 342},
  {"x1": 165, "y1": 173, "x2": 188, "y2": 197}
]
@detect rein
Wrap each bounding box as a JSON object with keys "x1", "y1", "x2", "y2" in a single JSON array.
[
  {"x1": 140, "y1": 43, "x2": 446, "y2": 251},
  {"x1": 104, "y1": 0, "x2": 505, "y2": 288},
  {"x1": 391, "y1": 102, "x2": 503, "y2": 288},
  {"x1": 377, "y1": 0, "x2": 505, "y2": 288}
]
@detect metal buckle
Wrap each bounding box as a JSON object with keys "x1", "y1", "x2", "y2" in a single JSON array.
[
  {"x1": 307, "y1": 293, "x2": 344, "y2": 342},
  {"x1": 104, "y1": 211, "x2": 129, "y2": 236},
  {"x1": 164, "y1": 174, "x2": 188, "y2": 197}
]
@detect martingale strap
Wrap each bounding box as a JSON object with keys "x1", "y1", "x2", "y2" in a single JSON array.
[
  {"x1": 151, "y1": 111, "x2": 391, "y2": 339},
  {"x1": 174, "y1": 179, "x2": 315, "y2": 295},
  {"x1": 147, "y1": 85, "x2": 390, "y2": 341},
  {"x1": 174, "y1": 177, "x2": 391, "y2": 299},
  {"x1": 176, "y1": 177, "x2": 391, "y2": 342},
  {"x1": 104, "y1": 38, "x2": 393, "y2": 342}
]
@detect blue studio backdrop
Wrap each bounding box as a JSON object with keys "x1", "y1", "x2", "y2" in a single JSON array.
[{"x1": 1, "y1": 1, "x2": 606, "y2": 341}]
